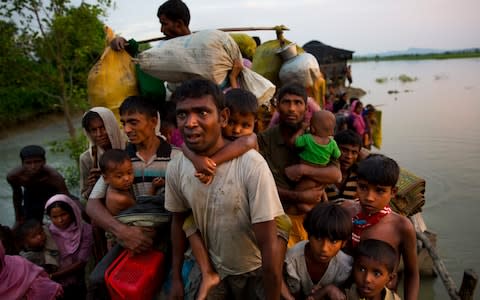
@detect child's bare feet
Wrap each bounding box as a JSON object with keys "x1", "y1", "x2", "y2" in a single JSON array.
[{"x1": 196, "y1": 271, "x2": 220, "y2": 300}]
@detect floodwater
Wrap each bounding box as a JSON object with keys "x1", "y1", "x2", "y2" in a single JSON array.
[
  {"x1": 352, "y1": 58, "x2": 480, "y2": 299},
  {"x1": 0, "y1": 58, "x2": 479, "y2": 299}
]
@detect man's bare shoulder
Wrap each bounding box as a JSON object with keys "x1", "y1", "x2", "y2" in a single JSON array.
[{"x1": 6, "y1": 166, "x2": 24, "y2": 183}]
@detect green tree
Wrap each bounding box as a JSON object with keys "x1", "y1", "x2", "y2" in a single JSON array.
[{"x1": 0, "y1": 0, "x2": 111, "y2": 138}]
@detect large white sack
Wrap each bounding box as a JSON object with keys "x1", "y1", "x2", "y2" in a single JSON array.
[
  {"x1": 136, "y1": 29, "x2": 241, "y2": 84},
  {"x1": 239, "y1": 68, "x2": 276, "y2": 106},
  {"x1": 279, "y1": 52, "x2": 322, "y2": 87}
]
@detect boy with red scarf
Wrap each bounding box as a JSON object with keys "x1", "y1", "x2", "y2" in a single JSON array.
[{"x1": 343, "y1": 154, "x2": 419, "y2": 300}]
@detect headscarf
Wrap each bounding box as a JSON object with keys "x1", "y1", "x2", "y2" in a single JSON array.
[
  {"x1": 349, "y1": 99, "x2": 361, "y2": 114},
  {"x1": 82, "y1": 107, "x2": 126, "y2": 167},
  {"x1": 0, "y1": 241, "x2": 62, "y2": 300},
  {"x1": 45, "y1": 194, "x2": 92, "y2": 264},
  {"x1": 349, "y1": 100, "x2": 366, "y2": 135}
]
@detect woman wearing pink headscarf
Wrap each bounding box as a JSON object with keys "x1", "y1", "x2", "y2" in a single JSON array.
[
  {"x1": 45, "y1": 194, "x2": 93, "y2": 300},
  {"x1": 0, "y1": 241, "x2": 63, "y2": 300},
  {"x1": 349, "y1": 99, "x2": 366, "y2": 136}
]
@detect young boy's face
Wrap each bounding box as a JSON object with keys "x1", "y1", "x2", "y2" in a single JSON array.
[
  {"x1": 103, "y1": 160, "x2": 134, "y2": 191},
  {"x1": 308, "y1": 236, "x2": 346, "y2": 264},
  {"x1": 338, "y1": 144, "x2": 361, "y2": 172},
  {"x1": 353, "y1": 256, "x2": 393, "y2": 298},
  {"x1": 25, "y1": 225, "x2": 46, "y2": 250},
  {"x1": 223, "y1": 112, "x2": 255, "y2": 139},
  {"x1": 357, "y1": 179, "x2": 396, "y2": 214}
]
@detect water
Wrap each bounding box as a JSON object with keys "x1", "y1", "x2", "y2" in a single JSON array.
[
  {"x1": 352, "y1": 58, "x2": 480, "y2": 299},
  {"x1": 1, "y1": 59, "x2": 479, "y2": 298},
  {"x1": 0, "y1": 116, "x2": 79, "y2": 227}
]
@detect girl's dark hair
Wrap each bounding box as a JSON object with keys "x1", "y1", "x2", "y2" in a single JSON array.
[
  {"x1": 355, "y1": 239, "x2": 397, "y2": 273},
  {"x1": 357, "y1": 154, "x2": 400, "y2": 187},
  {"x1": 46, "y1": 201, "x2": 76, "y2": 225},
  {"x1": 303, "y1": 202, "x2": 352, "y2": 241},
  {"x1": 81, "y1": 110, "x2": 102, "y2": 130}
]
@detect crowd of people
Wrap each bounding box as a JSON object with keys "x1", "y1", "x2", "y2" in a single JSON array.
[{"x1": 0, "y1": 1, "x2": 419, "y2": 300}]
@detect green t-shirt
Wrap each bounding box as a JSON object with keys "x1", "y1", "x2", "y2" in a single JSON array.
[{"x1": 295, "y1": 134, "x2": 341, "y2": 165}]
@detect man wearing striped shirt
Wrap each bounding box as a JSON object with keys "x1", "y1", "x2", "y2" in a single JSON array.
[{"x1": 86, "y1": 96, "x2": 180, "y2": 254}]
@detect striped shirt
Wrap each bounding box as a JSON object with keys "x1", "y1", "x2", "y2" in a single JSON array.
[
  {"x1": 326, "y1": 167, "x2": 358, "y2": 201},
  {"x1": 90, "y1": 139, "x2": 180, "y2": 199},
  {"x1": 125, "y1": 141, "x2": 180, "y2": 197}
]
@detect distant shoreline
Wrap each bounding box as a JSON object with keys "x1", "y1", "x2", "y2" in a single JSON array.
[{"x1": 353, "y1": 50, "x2": 480, "y2": 62}]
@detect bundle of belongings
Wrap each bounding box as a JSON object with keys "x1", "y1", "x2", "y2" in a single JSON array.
[
  {"x1": 136, "y1": 29, "x2": 275, "y2": 105},
  {"x1": 390, "y1": 168, "x2": 426, "y2": 216},
  {"x1": 87, "y1": 26, "x2": 139, "y2": 121}
]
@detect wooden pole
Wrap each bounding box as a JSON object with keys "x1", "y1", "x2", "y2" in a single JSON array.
[
  {"x1": 136, "y1": 25, "x2": 290, "y2": 44},
  {"x1": 416, "y1": 230, "x2": 461, "y2": 299},
  {"x1": 458, "y1": 269, "x2": 478, "y2": 300}
]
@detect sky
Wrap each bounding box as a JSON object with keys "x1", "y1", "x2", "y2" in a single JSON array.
[{"x1": 101, "y1": 0, "x2": 480, "y2": 55}]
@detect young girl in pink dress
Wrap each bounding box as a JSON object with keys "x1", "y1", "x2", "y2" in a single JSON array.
[{"x1": 45, "y1": 194, "x2": 93, "y2": 300}]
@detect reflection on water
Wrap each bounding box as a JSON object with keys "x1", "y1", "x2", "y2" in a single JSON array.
[{"x1": 352, "y1": 58, "x2": 480, "y2": 299}]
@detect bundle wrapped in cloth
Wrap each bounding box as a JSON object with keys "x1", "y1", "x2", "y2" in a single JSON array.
[
  {"x1": 88, "y1": 26, "x2": 139, "y2": 121},
  {"x1": 390, "y1": 168, "x2": 426, "y2": 216},
  {"x1": 278, "y1": 43, "x2": 326, "y2": 107},
  {"x1": 136, "y1": 29, "x2": 275, "y2": 105}
]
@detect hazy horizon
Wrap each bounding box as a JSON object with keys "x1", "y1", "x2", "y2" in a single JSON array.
[{"x1": 100, "y1": 0, "x2": 480, "y2": 55}]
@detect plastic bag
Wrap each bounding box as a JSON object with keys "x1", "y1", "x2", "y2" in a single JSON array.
[
  {"x1": 238, "y1": 68, "x2": 276, "y2": 106},
  {"x1": 87, "y1": 26, "x2": 139, "y2": 121}
]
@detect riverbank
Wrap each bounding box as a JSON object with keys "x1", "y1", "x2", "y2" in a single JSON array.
[{"x1": 353, "y1": 49, "x2": 480, "y2": 62}]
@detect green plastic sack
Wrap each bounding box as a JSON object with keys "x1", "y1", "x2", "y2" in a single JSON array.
[
  {"x1": 230, "y1": 33, "x2": 257, "y2": 60},
  {"x1": 136, "y1": 64, "x2": 166, "y2": 106}
]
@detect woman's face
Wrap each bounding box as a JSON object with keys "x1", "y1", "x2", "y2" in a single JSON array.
[
  {"x1": 87, "y1": 117, "x2": 111, "y2": 149},
  {"x1": 49, "y1": 207, "x2": 73, "y2": 230}
]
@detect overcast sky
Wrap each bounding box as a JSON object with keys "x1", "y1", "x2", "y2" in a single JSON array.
[{"x1": 102, "y1": 0, "x2": 480, "y2": 55}]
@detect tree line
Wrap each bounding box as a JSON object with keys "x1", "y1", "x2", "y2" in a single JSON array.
[{"x1": 0, "y1": 0, "x2": 111, "y2": 138}]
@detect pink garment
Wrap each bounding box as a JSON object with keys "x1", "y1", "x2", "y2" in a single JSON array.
[
  {"x1": 349, "y1": 100, "x2": 366, "y2": 136},
  {"x1": 170, "y1": 128, "x2": 184, "y2": 147},
  {"x1": 45, "y1": 194, "x2": 93, "y2": 285},
  {"x1": 0, "y1": 241, "x2": 62, "y2": 300},
  {"x1": 242, "y1": 58, "x2": 252, "y2": 69},
  {"x1": 268, "y1": 97, "x2": 321, "y2": 128},
  {"x1": 324, "y1": 100, "x2": 334, "y2": 112}
]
